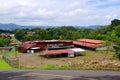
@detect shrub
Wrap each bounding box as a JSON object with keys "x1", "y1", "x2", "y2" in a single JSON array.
[{"x1": 115, "y1": 52, "x2": 120, "y2": 60}]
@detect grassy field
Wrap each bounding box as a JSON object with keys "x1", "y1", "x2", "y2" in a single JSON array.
[
  {"x1": 0, "y1": 51, "x2": 20, "y2": 70},
  {"x1": 0, "y1": 59, "x2": 13, "y2": 70},
  {"x1": 0, "y1": 54, "x2": 13, "y2": 70}
]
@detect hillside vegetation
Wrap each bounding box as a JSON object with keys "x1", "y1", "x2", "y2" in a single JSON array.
[
  {"x1": 13, "y1": 19, "x2": 120, "y2": 42},
  {"x1": 14, "y1": 19, "x2": 120, "y2": 60},
  {"x1": 0, "y1": 19, "x2": 120, "y2": 59}
]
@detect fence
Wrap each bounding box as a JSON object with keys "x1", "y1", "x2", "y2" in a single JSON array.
[{"x1": 2, "y1": 54, "x2": 19, "y2": 68}]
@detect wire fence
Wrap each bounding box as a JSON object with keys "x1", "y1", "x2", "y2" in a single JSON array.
[{"x1": 2, "y1": 54, "x2": 19, "y2": 68}]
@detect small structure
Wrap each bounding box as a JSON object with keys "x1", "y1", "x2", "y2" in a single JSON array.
[
  {"x1": 73, "y1": 39, "x2": 106, "y2": 50},
  {"x1": 0, "y1": 47, "x2": 11, "y2": 52},
  {"x1": 26, "y1": 31, "x2": 36, "y2": 36},
  {"x1": 42, "y1": 48, "x2": 85, "y2": 57},
  {"x1": 1, "y1": 33, "x2": 11, "y2": 37}
]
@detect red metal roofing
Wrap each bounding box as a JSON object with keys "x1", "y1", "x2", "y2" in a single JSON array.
[
  {"x1": 77, "y1": 39, "x2": 104, "y2": 44},
  {"x1": 42, "y1": 49, "x2": 74, "y2": 55},
  {"x1": 1, "y1": 33, "x2": 10, "y2": 37},
  {"x1": 73, "y1": 41, "x2": 97, "y2": 48},
  {"x1": 26, "y1": 40, "x2": 73, "y2": 43},
  {"x1": 20, "y1": 43, "x2": 36, "y2": 49}
]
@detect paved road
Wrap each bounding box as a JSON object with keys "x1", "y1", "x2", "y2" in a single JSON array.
[{"x1": 0, "y1": 70, "x2": 120, "y2": 80}]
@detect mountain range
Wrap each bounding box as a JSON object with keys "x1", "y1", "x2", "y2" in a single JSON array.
[
  {"x1": 0, "y1": 23, "x2": 101, "y2": 30},
  {"x1": 0, "y1": 23, "x2": 34, "y2": 30}
]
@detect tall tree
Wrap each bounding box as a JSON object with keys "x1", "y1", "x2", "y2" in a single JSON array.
[{"x1": 111, "y1": 19, "x2": 120, "y2": 27}]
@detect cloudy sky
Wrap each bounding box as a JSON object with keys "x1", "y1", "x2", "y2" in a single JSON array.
[{"x1": 0, "y1": 0, "x2": 120, "y2": 26}]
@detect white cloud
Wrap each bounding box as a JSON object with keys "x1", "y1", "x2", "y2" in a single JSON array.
[{"x1": 0, "y1": 0, "x2": 120, "y2": 26}]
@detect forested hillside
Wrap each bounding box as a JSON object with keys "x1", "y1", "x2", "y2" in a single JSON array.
[
  {"x1": 87, "y1": 19, "x2": 120, "y2": 42},
  {"x1": 14, "y1": 19, "x2": 120, "y2": 59},
  {"x1": 1, "y1": 19, "x2": 120, "y2": 48},
  {"x1": 14, "y1": 19, "x2": 120, "y2": 43},
  {"x1": 13, "y1": 19, "x2": 120, "y2": 59},
  {"x1": 0, "y1": 29, "x2": 12, "y2": 34},
  {"x1": 14, "y1": 26, "x2": 92, "y2": 41}
]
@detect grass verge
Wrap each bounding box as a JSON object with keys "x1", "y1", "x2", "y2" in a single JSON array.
[
  {"x1": 40, "y1": 64, "x2": 68, "y2": 69},
  {"x1": 21, "y1": 64, "x2": 120, "y2": 71},
  {"x1": 0, "y1": 59, "x2": 13, "y2": 70}
]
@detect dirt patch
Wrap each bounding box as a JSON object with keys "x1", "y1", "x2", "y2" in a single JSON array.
[
  {"x1": 16, "y1": 54, "x2": 67, "y2": 68},
  {"x1": 10, "y1": 51, "x2": 120, "y2": 69}
]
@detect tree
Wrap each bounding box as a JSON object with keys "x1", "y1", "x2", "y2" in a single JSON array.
[
  {"x1": 113, "y1": 45, "x2": 120, "y2": 60},
  {"x1": 111, "y1": 19, "x2": 120, "y2": 27},
  {"x1": 0, "y1": 36, "x2": 11, "y2": 47},
  {"x1": 114, "y1": 25, "x2": 120, "y2": 37},
  {"x1": 14, "y1": 29, "x2": 26, "y2": 41}
]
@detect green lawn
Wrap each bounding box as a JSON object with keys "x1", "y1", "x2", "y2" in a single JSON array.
[{"x1": 0, "y1": 59, "x2": 13, "y2": 70}]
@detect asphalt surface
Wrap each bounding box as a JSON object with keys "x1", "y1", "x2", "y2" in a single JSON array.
[{"x1": 0, "y1": 70, "x2": 120, "y2": 80}]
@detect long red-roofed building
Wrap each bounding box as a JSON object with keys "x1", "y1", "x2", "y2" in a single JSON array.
[
  {"x1": 73, "y1": 39, "x2": 106, "y2": 50},
  {"x1": 18, "y1": 40, "x2": 74, "y2": 53},
  {"x1": 18, "y1": 39, "x2": 106, "y2": 57}
]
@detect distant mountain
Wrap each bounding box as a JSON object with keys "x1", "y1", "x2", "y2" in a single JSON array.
[
  {"x1": 0, "y1": 23, "x2": 57, "y2": 30},
  {"x1": 87, "y1": 25, "x2": 102, "y2": 29},
  {"x1": 0, "y1": 23, "x2": 102, "y2": 30},
  {"x1": 75, "y1": 25, "x2": 102, "y2": 29},
  {"x1": 0, "y1": 23, "x2": 34, "y2": 30}
]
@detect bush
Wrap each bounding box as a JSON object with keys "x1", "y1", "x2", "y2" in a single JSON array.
[
  {"x1": 113, "y1": 45, "x2": 120, "y2": 60},
  {"x1": 115, "y1": 52, "x2": 120, "y2": 60}
]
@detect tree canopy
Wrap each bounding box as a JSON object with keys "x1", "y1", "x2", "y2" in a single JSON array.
[
  {"x1": 14, "y1": 26, "x2": 92, "y2": 41},
  {"x1": 1, "y1": 19, "x2": 120, "y2": 56}
]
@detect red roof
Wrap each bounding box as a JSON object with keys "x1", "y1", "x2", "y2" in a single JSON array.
[
  {"x1": 42, "y1": 49, "x2": 74, "y2": 55},
  {"x1": 73, "y1": 41, "x2": 97, "y2": 48},
  {"x1": 27, "y1": 40, "x2": 73, "y2": 43},
  {"x1": 20, "y1": 43, "x2": 36, "y2": 49},
  {"x1": 77, "y1": 39, "x2": 104, "y2": 44},
  {"x1": 1, "y1": 33, "x2": 10, "y2": 37}
]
